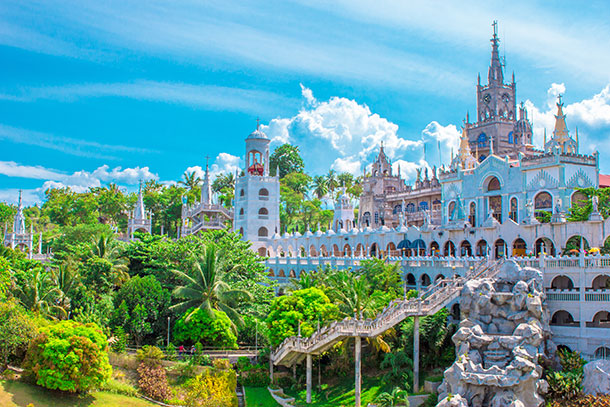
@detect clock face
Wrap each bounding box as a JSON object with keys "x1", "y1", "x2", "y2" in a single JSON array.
[{"x1": 483, "y1": 94, "x2": 491, "y2": 104}]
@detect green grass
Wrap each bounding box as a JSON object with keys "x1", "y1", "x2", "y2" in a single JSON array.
[
  {"x1": 0, "y1": 380, "x2": 156, "y2": 407},
  {"x1": 284, "y1": 375, "x2": 389, "y2": 407},
  {"x1": 244, "y1": 386, "x2": 279, "y2": 406}
]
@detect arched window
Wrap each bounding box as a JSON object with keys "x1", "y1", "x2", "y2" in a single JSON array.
[
  {"x1": 512, "y1": 238, "x2": 527, "y2": 257},
  {"x1": 478, "y1": 133, "x2": 487, "y2": 148},
  {"x1": 239, "y1": 189, "x2": 245, "y2": 197},
  {"x1": 258, "y1": 188, "x2": 269, "y2": 199},
  {"x1": 393, "y1": 205, "x2": 402, "y2": 214},
  {"x1": 571, "y1": 191, "x2": 587, "y2": 208},
  {"x1": 258, "y1": 207, "x2": 268, "y2": 215},
  {"x1": 258, "y1": 227, "x2": 268, "y2": 237},
  {"x1": 551, "y1": 276, "x2": 574, "y2": 290},
  {"x1": 534, "y1": 192, "x2": 552, "y2": 211},
  {"x1": 595, "y1": 347, "x2": 610, "y2": 360},
  {"x1": 448, "y1": 201, "x2": 456, "y2": 220},
  {"x1": 419, "y1": 201, "x2": 429, "y2": 211},
  {"x1": 551, "y1": 310, "x2": 576, "y2": 326},
  {"x1": 469, "y1": 202, "x2": 476, "y2": 226},
  {"x1": 487, "y1": 177, "x2": 501, "y2": 192},
  {"x1": 239, "y1": 208, "x2": 244, "y2": 215},
  {"x1": 406, "y1": 203, "x2": 416, "y2": 213},
  {"x1": 508, "y1": 131, "x2": 514, "y2": 144},
  {"x1": 239, "y1": 227, "x2": 244, "y2": 235},
  {"x1": 509, "y1": 197, "x2": 518, "y2": 222}
]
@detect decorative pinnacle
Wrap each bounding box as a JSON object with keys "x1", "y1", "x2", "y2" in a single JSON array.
[{"x1": 256, "y1": 117, "x2": 260, "y2": 131}]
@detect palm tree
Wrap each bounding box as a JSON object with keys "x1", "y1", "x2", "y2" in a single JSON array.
[
  {"x1": 52, "y1": 261, "x2": 80, "y2": 314},
  {"x1": 170, "y1": 245, "x2": 253, "y2": 329},
  {"x1": 288, "y1": 269, "x2": 326, "y2": 292},
  {"x1": 15, "y1": 267, "x2": 65, "y2": 318},
  {"x1": 212, "y1": 173, "x2": 236, "y2": 193},
  {"x1": 311, "y1": 176, "x2": 328, "y2": 199},
  {"x1": 326, "y1": 170, "x2": 339, "y2": 193},
  {"x1": 375, "y1": 387, "x2": 409, "y2": 407},
  {"x1": 179, "y1": 171, "x2": 202, "y2": 191},
  {"x1": 90, "y1": 234, "x2": 129, "y2": 285}
]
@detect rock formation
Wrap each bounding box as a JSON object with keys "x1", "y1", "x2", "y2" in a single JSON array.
[
  {"x1": 437, "y1": 260, "x2": 552, "y2": 407},
  {"x1": 583, "y1": 359, "x2": 610, "y2": 395}
]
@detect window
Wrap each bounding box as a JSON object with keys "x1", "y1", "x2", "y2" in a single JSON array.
[
  {"x1": 419, "y1": 201, "x2": 429, "y2": 211},
  {"x1": 509, "y1": 198, "x2": 518, "y2": 222},
  {"x1": 239, "y1": 189, "x2": 245, "y2": 197},
  {"x1": 478, "y1": 133, "x2": 487, "y2": 148},
  {"x1": 239, "y1": 208, "x2": 244, "y2": 215},
  {"x1": 258, "y1": 227, "x2": 268, "y2": 237},
  {"x1": 393, "y1": 205, "x2": 402, "y2": 214},
  {"x1": 487, "y1": 177, "x2": 501, "y2": 192},
  {"x1": 571, "y1": 191, "x2": 587, "y2": 208},
  {"x1": 406, "y1": 203, "x2": 416, "y2": 213},
  {"x1": 469, "y1": 202, "x2": 476, "y2": 226},
  {"x1": 534, "y1": 192, "x2": 552, "y2": 210},
  {"x1": 448, "y1": 201, "x2": 456, "y2": 220},
  {"x1": 374, "y1": 212, "x2": 379, "y2": 224},
  {"x1": 508, "y1": 131, "x2": 514, "y2": 144},
  {"x1": 258, "y1": 188, "x2": 269, "y2": 200},
  {"x1": 258, "y1": 207, "x2": 268, "y2": 215}
]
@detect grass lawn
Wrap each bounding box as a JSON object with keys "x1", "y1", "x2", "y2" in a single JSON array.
[
  {"x1": 244, "y1": 386, "x2": 279, "y2": 406},
  {"x1": 284, "y1": 375, "x2": 389, "y2": 407},
  {"x1": 0, "y1": 380, "x2": 156, "y2": 407}
]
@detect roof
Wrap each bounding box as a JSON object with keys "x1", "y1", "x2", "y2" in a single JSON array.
[{"x1": 600, "y1": 174, "x2": 610, "y2": 188}]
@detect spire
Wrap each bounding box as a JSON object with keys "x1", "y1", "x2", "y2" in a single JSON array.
[
  {"x1": 457, "y1": 125, "x2": 474, "y2": 169},
  {"x1": 545, "y1": 94, "x2": 577, "y2": 154},
  {"x1": 134, "y1": 180, "x2": 146, "y2": 220},
  {"x1": 13, "y1": 190, "x2": 25, "y2": 235},
  {"x1": 489, "y1": 134, "x2": 495, "y2": 155},
  {"x1": 201, "y1": 156, "x2": 212, "y2": 205},
  {"x1": 488, "y1": 20, "x2": 504, "y2": 85}
]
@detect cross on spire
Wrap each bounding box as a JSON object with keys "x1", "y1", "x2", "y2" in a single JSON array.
[
  {"x1": 256, "y1": 117, "x2": 260, "y2": 131},
  {"x1": 492, "y1": 20, "x2": 498, "y2": 37}
]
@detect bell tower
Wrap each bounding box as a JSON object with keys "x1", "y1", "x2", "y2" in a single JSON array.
[{"x1": 234, "y1": 120, "x2": 280, "y2": 256}]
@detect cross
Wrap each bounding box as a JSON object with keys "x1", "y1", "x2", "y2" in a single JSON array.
[
  {"x1": 492, "y1": 20, "x2": 498, "y2": 36},
  {"x1": 256, "y1": 117, "x2": 260, "y2": 130},
  {"x1": 557, "y1": 94, "x2": 563, "y2": 105},
  {"x1": 205, "y1": 155, "x2": 210, "y2": 168}
]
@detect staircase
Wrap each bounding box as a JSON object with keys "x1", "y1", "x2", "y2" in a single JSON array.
[{"x1": 271, "y1": 259, "x2": 502, "y2": 367}]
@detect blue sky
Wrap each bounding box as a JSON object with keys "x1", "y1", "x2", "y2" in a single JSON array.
[{"x1": 2, "y1": 0, "x2": 610, "y2": 204}]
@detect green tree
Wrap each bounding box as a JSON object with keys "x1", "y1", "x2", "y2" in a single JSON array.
[
  {"x1": 0, "y1": 299, "x2": 38, "y2": 368},
  {"x1": 173, "y1": 308, "x2": 238, "y2": 349},
  {"x1": 0, "y1": 202, "x2": 15, "y2": 227},
  {"x1": 311, "y1": 175, "x2": 328, "y2": 199},
  {"x1": 375, "y1": 386, "x2": 410, "y2": 407},
  {"x1": 212, "y1": 173, "x2": 236, "y2": 209},
  {"x1": 91, "y1": 184, "x2": 128, "y2": 226},
  {"x1": 89, "y1": 233, "x2": 129, "y2": 285},
  {"x1": 266, "y1": 287, "x2": 339, "y2": 347},
  {"x1": 269, "y1": 144, "x2": 305, "y2": 178},
  {"x1": 326, "y1": 169, "x2": 339, "y2": 193},
  {"x1": 179, "y1": 171, "x2": 202, "y2": 191},
  {"x1": 111, "y1": 275, "x2": 171, "y2": 345},
  {"x1": 171, "y1": 245, "x2": 253, "y2": 328},
  {"x1": 0, "y1": 256, "x2": 10, "y2": 300},
  {"x1": 24, "y1": 320, "x2": 112, "y2": 393},
  {"x1": 13, "y1": 264, "x2": 65, "y2": 318}
]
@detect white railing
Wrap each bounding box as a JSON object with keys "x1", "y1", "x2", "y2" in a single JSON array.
[
  {"x1": 546, "y1": 290, "x2": 580, "y2": 301},
  {"x1": 585, "y1": 290, "x2": 610, "y2": 302}
]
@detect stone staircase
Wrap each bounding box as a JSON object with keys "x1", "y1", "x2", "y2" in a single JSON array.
[{"x1": 271, "y1": 258, "x2": 503, "y2": 367}]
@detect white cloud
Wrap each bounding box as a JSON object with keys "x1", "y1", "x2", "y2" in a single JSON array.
[
  {"x1": 0, "y1": 161, "x2": 63, "y2": 180},
  {"x1": 185, "y1": 153, "x2": 242, "y2": 182}
]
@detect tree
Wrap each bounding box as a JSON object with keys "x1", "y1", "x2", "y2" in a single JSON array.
[
  {"x1": 179, "y1": 171, "x2": 202, "y2": 191},
  {"x1": 326, "y1": 169, "x2": 339, "y2": 193},
  {"x1": 0, "y1": 299, "x2": 38, "y2": 368},
  {"x1": 13, "y1": 263, "x2": 65, "y2": 318},
  {"x1": 266, "y1": 287, "x2": 339, "y2": 347},
  {"x1": 91, "y1": 184, "x2": 128, "y2": 226},
  {"x1": 24, "y1": 320, "x2": 112, "y2": 393},
  {"x1": 173, "y1": 308, "x2": 238, "y2": 349},
  {"x1": 89, "y1": 233, "x2": 129, "y2": 285},
  {"x1": 269, "y1": 144, "x2": 305, "y2": 178},
  {"x1": 171, "y1": 245, "x2": 253, "y2": 329},
  {"x1": 375, "y1": 386, "x2": 410, "y2": 407},
  {"x1": 212, "y1": 173, "x2": 236, "y2": 209},
  {"x1": 111, "y1": 275, "x2": 171, "y2": 346},
  {"x1": 0, "y1": 256, "x2": 10, "y2": 300},
  {"x1": 311, "y1": 175, "x2": 328, "y2": 199}
]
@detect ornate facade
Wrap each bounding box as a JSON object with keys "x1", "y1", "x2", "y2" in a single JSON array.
[
  {"x1": 3, "y1": 190, "x2": 37, "y2": 258},
  {"x1": 127, "y1": 182, "x2": 152, "y2": 239}
]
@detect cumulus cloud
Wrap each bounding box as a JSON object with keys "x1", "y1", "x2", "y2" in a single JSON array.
[{"x1": 185, "y1": 153, "x2": 242, "y2": 181}]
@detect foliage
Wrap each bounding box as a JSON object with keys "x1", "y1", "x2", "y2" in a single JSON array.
[
  {"x1": 112, "y1": 275, "x2": 170, "y2": 345},
  {"x1": 173, "y1": 308, "x2": 238, "y2": 349},
  {"x1": 375, "y1": 386, "x2": 409, "y2": 407},
  {"x1": 269, "y1": 144, "x2": 305, "y2": 178},
  {"x1": 101, "y1": 377, "x2": 138, "y2": 397},
  {"x1": 0, "y1": 256, "x2": 11, "y2": 300},
  {"x1": 110, "y1": 326, "x2": 127, "y2": 353},
  {"x1": 0, "y1": 299, "x2": 39, "y2": 367},
  {"x1": 171, "y1": 244, "x2": 253, "y2": 329},
  {"x1": 558, "y1": 348, "x2": 586, "y2": 374},
  {"x1": 547, "y1": 395, "x2": 610, "y2": 407},
  {"x1": 536, "y1": 210, "x2": 551, "y2": 224},
  {"x1": 546, "y1": 371, "x2": 583, "y2": 401},
  {"x1": 568, "y1": 187, "x2": 610, "y2": 222},
  {"x1": 183, "y1": 368, "x2": 238, "y2": 407},
  {"x1": 23, "y1": 320, "x2": 112, "y2": 393},
  {"x1": 136, "y1": 345, "x2": 165, "y2": 366},
  {"x1": 266, "y1": 287, "x2": 339, "y2": 347},
  {"x1": 380, "y1": 350, "x2": 412, "y2": 389},
  {"x1": 137, "y1": 362, "x2": 171, "y2": 401},
  {"x1": 12, "y1": 262, "x2": 66, "y2": 318},
  {"x1": 239, "y1": 367, "x2": 271, "y2": 387}
]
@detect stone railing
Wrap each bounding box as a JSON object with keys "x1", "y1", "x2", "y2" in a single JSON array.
[{"x1": 272, "y1": 259, "x2": 499, "y2": 366}]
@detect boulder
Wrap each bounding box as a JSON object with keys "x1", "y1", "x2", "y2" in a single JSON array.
[{"x1": 583, "y1": 359, "x2": 610, "y2": 395}]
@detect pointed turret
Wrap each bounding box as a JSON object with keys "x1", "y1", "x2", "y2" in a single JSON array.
[
  {"x1": 488, "y1": 20, "x2": 504, "y2": 85},
  {"x1": 134, "y1": 181, "x2": 146, "y2": 221},
  {"x1": 201, "y1": 157, "x2": 212, "y2": 205},
  {"x1": 545, "y1": 95, "x2": 578, "y2": 154},
  {"x1": 13, "y1": 190, "x2": 25, "y2": 235},
  {"x1": 457, "y1": 125, "x2": 476, "y2": 169}
]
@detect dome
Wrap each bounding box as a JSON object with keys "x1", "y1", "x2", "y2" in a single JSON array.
[
  {"x1": 304, "y1": 230, "x2": 314, "y2": 237},
  {"x1": 315, "y1": 229, "x2": 324, "y2": 237},
  {"x1": 514, "y1": 118, "x2": 532, "y2": 135},
  {"x1": 350, "y1": 227, "x2": 360, "y2": 235},
  {"x1": 326, "y1": 229, "x2": 336, "y2": 236},
  {"x1": 379, "y1": 225, "x2": 391, "y2": 233},
  {"x1": 247, "y1": 129, "x2": 269, "y2": 140}
]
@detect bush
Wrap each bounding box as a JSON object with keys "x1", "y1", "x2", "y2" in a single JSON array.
[
  {"x1": 236, "y1": 356, "x2": 252, "y2": 372},
  {"x1": 137, "y1": 362, "x2": 171, "y2": 401},
  {"x1": 558, "y1": 349, "x2": 586, "y2": 374},
  {"x1": 101, "y1": 378, "x2": 138, "y2": 397},
  {"x1": 174, "y1": 309, "x2": 238, "y2": 349},
  {"x1": 136, "y1": 345, "x2": 164, "y2": 366},
  {"x1": 546, "y1": 371, "x2": 582, "y2": 401},
  {"x1": 0, "y1": 299, "x2": 38, "y2": 368},
  {"x1": 183, "y1": 368, "x2": 238, "y2": 407},
  {"x1": 110, "y1": 327, "x2": 127, "y2": 353},
  {"x1": 240, "y1": 367, "x2": 270, "y2": 387},
  {"x1": 23, "y1": 320, "x2": 112, "y2": 393},
  {"x1": 212, "y1": 358, "x2": 231, "y2": 370}
]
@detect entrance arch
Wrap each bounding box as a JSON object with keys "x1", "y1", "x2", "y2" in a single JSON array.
[
  {"x1": 535, "y1": 237, "x2": 556, "y2": 256},
  {"x1": 512, "y1": 238, "x2": 527, "y2": 257},
  {"x1": 460, "y1": 240, "x2": 472, "y2": 257},
  {"x1": 444, "y1": 241, "x2": 456, "y2": 257},
  {"x1": 494, "y1": 239, "x2": 507, "y2": 259},
  {"x1": 476, "y1": 240, "x2": 488, "y2": 257}
]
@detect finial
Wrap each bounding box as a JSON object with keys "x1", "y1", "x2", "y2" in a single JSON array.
[
  {"x1": 492, "y1": 20, "x2": 498, "y2": 38},
  {"x1": 256, "y1": 117, "x2": 260, "y2": 131},
  {"x1": 557, "y1": 94, "x2": 563, "y2": 106}
]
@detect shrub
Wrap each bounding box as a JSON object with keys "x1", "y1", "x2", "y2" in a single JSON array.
[
  {"x1": 136, "y1": 345, "x2": 164, "y2": 366},
  {"x1": 137, "y1": 362, "x2": 171, "y2": 401},
  {"x1": 213, "y1": 358, "x2": 232, "y2": 370},
  {"x1": 236, "y1": 356, "x2": 252, "y2": 372},
  {"x1": 165, "y1": 343, "x2": 177, "y2": 360},
  {"x1": 546, "y1": 371, "x2": 583, "y2": 401},
  {"x1": 558, "y1": 349, "x2": 586, "y2": 374},
  {"x1": 23, "y1": 320, "x2": 112, "y2": 393},
  {"x1": 101, "y1": 378, "x2": 138, "y2": 397},
  {"x1": 0, "y1": 299, "x2": 38, "y2": 368},
  {"x1": 240, "y1": 367, "x2": 270, "y2": 387},
  {"x1": 110, "y1": 327, "x2": 127, "y2": 353},
  {"x1": 183, "y1": 368, "x2": 238, "y2": 407},
  {"x1": 174, "y1": 309, "x2": 238, "y2": 349}
]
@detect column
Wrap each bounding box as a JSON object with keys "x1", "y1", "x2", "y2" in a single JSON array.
[
  {"x1": 413, "y1": 315, "x2": 420, "y2": 393},
  {"x1": 355, "y1": 336, "x2": 362, "y2": 407},
  {"x1": 306, "y1": 354, "x2": 312, "y2": 403},
  {"x1": 269, "y1": 357, "x2": 274, "y2": 384}
]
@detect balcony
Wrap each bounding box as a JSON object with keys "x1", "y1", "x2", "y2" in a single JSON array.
[
  {"x1": 585, "y1": 289, "x2": 610, "y2": 302},
  {"x1": 546, "y1": 289, "x2": 580, "y2": 302}
]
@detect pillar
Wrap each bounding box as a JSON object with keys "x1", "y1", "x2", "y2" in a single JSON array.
[
  {"x1": 306, "y1": 354, "x2": 312, "y2": 403},
  {"x1": 269, "y1": 357, "x2": 274, "y2": 384},
  {"x1": 413, "y1": 315, "x2": 420, "y2": 393},
  {"x1": 355, "y1": 336, "x2": 362, "y2": 407}
]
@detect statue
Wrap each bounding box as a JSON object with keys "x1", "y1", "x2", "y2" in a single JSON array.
[
  {"x1": 525, "y1": 199, "x2": 533, "y2": 219},
  {"x1": 593, "y1": 195, "x2": 599, "y2": 212},
  {"x1": 416, "y1": 168, "x2": 422, "y2": 182},
  {"x1": 554, "y1": 198, "x2": 562, "y2": 214}
]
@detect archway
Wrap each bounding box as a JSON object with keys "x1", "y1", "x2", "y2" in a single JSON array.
[
  {"x1": 370, "y1": 243, "x2": 379, "y2": 258},
  {"x1": 476, "y1": 240, "x2": 488, "y2": 257},
  {"x1": 551, "y1": 310, "x2": 576, "y2": 326},
  {"x1": 592, "y1": 275, "x2": 610, "y2": 290},
  {"x1": 355, "y1": 243, "x2": 365, "y2": 257},
  {"x1": 421, "y1": 273, "x2": 431, "y2": 287},
  {"x1": 309, "y1": 245, "x2": 318, "y2": 257},
  {"x1": 435, "y1": 274, "x2": 445, "y2": 282},
  {"x1": 595, "y1": 347, "x2": 610, "y2": 360},
  {"x1": 564, "y1": 235, "x2": 590, "y2": 256},
  {"x1": 268, "y1": 269, "x2": 275, "y2": 277},
  {"x1": 386, "y1": 242, "x2": 397, "y2": 257},
  {"x1": 257, "y1": 247, "x2": 268, "y2": 256},
  {"x1": 343, "y1": 244, "x2": 352, "y2": 257},
  {"x1": 591, "y1": 311, "x2": 610, "y2": 327},
  {"x1": 406, "y1": 273, "x2": 416, "y2": 286},
  {"x1": 444, "y1": 241, "x2": 456, "y2": 257},
  {"x1": 412, "y1": 239, "x2": 426, "y2": 256},
  {"x1": 551, "y1": 275, "x2": 574, "y2": 290},
  {"x1": 333, "y1": 244, "x2": 341, "y2": 257},
  {"x1": 509, "y1": 197, "x2": 518, "y2": 222},
  {"x1": 451, "y1": 304, "x2": 460, "y2": 320},
  {"x1": 278, "y1": 269, "x2": 286, "y2": 277},
  {"x1": 512, "y1": 238, "x2": 527, "y2": 257},
  {"x1": 319, "y1": 245, "x2": 329, "y2": 257},
  {"x1": 535, "y1": 237, "x2": 556, "y2": 256},
  {"x1": 460, "y1": 240, "x2": 472, "y2": 257},
  {"x1": 289, "y1": 269, "x2": 297, "y2": 278},
  {"x1": 494, "y1": 239, "x2": 507, "y2": 259},
  {"x1": 486, "y1": 176, "x2": 502, "y2": 223},
  {"x1": 430, "y1": 241, "x2": 440, "y2": 256}
]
